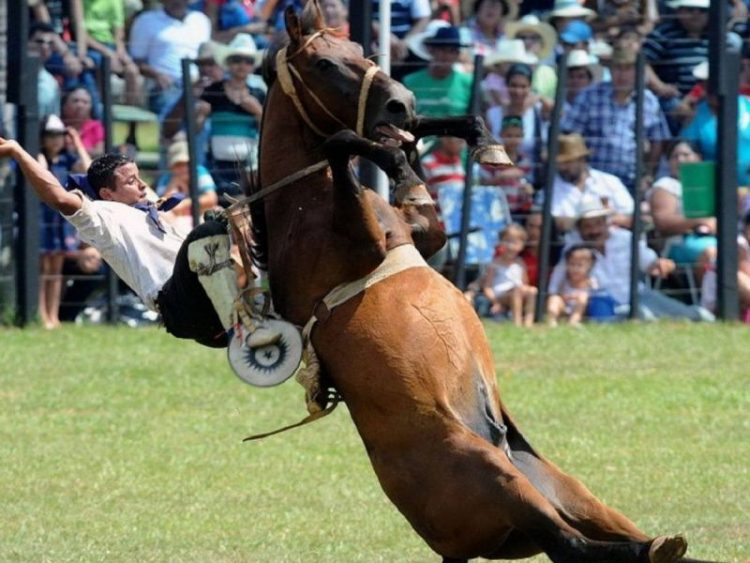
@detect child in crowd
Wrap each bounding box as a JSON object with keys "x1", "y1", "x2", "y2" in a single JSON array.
[
  {"x1": 546, "y1": 243, "x2": 597, "y2": 326},
  {"x1": 478, "y1": 223, "x2": 537, "y2": 326},
  {"x1": 476, "y1": 115, "x2": 534, "y2": 219},
  {"x1": 37, "y1": 114, "x2": 92, "y2": 329}
]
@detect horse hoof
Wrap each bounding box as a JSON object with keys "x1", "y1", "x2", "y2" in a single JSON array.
[
  {"x1": 648, "y1": 535, "x2": 687, "y2": 563},
  {"x1": 471, "y1": 144, "x2": 513, "y2": 167}
]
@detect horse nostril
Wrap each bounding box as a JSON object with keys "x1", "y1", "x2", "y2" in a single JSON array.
[{"x1": 385, "y1": 99, "x2": 408, "y2": 116}]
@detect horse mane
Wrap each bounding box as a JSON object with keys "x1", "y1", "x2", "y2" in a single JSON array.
[{"x1": 241, "y1": 169, "x2": 269, "y2": 272}]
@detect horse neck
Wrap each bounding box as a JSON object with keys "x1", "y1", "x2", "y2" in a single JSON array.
[{"x1": 259, "y1": 86, "x2": 328, "y2": 186}]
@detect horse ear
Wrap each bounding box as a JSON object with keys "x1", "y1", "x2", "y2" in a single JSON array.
[{"x1": 285, "y1": 6, "x2": 303, "y2": 46}]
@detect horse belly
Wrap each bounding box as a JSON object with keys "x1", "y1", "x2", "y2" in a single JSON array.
[{"x1": 313, "y1": 268, "x2": 517, "y2": 556}]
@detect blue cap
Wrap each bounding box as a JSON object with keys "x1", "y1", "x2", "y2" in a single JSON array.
[{"x1": 560, "y1": 20, "x2": 593, "y2": 44}]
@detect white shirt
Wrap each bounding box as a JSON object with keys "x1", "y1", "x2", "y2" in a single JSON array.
[
  {"x1": 551, "y1": 167, "x2": 634, "y2": 221},
  {"x1": 64, "y1": 195, "x2": 187, "y2": 311},
  {"x1": 550, "y1": 227, "x2": 657, "y2": 304},
  {"x1": 129, "y1": 8, "x2": 211, "y2": 81}
]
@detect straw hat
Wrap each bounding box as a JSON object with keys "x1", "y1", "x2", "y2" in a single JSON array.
[
  {"x1": 505, "y1": 15, "x2": 558, "y2": 60},
  {"x1": 217, "y1": 33, "x2": 261, "y2": 68},
  {"x1": 567, "y1": 49, "x2": 602, "y2": 80},
  {"x1": 576, "y1": 194, "x2": 613, "y2": 221},
  {"x1": 196, "y1": 40, "x2": 224, "y2": 63},
  {"x1": 549, "y1": 0, "x2": 596, "y2": 20},
  {"x1": 483, "y1": 39, "x2": 538, "y2": 68},
  {"x1": 556, "y1": 133, "x2": 590, "y2": 163},
  {"x1": 167, "y1": 140, "x2": 190, "y2": 168},
  {"x1": 607, "y1": 46, "x2": 637, "y2": 66}
]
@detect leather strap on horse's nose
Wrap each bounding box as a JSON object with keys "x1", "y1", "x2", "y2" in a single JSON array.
[{"x1": 276, "y1": 45, "x2": 380, "y2": 138}]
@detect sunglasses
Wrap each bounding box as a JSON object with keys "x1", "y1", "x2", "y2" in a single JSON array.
[
  {"x1": 227, "y1": 56, "x2": 255, "y2": 65},
  {"x1": 516, "y1": 34, "x2": 542, "y2": 42}
]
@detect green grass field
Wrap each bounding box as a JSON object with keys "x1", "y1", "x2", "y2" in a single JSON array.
[{"x1": 1, "y1": 323, "x2": 748, "y2": 562}]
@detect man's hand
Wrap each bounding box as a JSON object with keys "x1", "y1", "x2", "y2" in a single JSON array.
[{"x1": 648, "y1": 257, "x2": 676, "y2": 278}]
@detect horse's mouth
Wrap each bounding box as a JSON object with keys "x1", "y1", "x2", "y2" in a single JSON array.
[{"x1": 374, "y1": 123, "x2": 415, "y2": 147}]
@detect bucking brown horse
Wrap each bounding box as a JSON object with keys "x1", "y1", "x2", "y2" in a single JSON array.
[{"x1": 248, "y1": 3, "x2": 691, "y2": 561}]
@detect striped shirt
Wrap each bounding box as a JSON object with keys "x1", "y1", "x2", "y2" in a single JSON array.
[
  {"x1": 561, "y1": 81, "x2": 671, "y2": 189},
  {"x1": 642, "y1": 20, "x2": 708, "y2": 95},
  {"x1": 371, "y1": 0, "x2": 431, "y2": 39}
]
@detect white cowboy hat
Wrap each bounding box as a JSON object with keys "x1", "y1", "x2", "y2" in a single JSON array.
[
  {"x1": 483, "y1": 39, "x2": 538, "y2": 68},
  {"x1": 227, "y1": 319, "x2": 303, "y2": 387},
  {"x1": 217, "y1": 33, "x2": 262, "y2": 68},
  {"x1": 505, "y1": 15, "x2": 558, "y2": 60},
  {"x1": 576, "y1": 194, "x2": 613, "y2": 221},
  {"x1": 566, "y1": 49, "x2": 602, "y2": 81},
  {"x1": 549, "y1": 0, "x2": 596, "y2": 20}
]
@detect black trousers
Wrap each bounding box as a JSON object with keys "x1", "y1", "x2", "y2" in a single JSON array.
[{"x1": 157, "y1": 220, "x2": 228, "y2": 348}]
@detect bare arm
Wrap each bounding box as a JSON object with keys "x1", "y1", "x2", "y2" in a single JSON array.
[
  {"x1": 650, "y1": 188, "x2": 714, "y2": 236},
  {"x1": 0, "y1": 139, "x2": 83, "y2": 215}
]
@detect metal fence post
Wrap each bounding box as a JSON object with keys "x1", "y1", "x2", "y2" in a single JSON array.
[{"x1": 181, "y1": 58, "x2": 201, "y2": 227}]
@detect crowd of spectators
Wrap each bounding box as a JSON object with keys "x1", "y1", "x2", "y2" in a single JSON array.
[{"x1": 13, "y1": 0, "x2": 750, "y2": 327}]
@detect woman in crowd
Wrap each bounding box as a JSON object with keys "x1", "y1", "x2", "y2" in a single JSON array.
[{"x1": 61, "y1": 86, "x2": 104, "y2": 157}]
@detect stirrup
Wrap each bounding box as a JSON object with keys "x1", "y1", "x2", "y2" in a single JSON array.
[{"x1": 227, "y1": 318, "x2": 303, "y2": 387}]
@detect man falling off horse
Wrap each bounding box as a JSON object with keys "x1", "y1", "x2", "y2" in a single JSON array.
[{"x1": 0, "y1": 138, "x2": 279, "y2": 355}]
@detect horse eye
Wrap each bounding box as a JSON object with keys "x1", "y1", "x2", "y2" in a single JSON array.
[{"x1": 316, "y1": 58, "x2": 335, "y2": 71}]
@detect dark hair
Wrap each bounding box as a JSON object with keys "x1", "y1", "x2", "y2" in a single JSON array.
[
  {"x1": 666, "y1": 139, "x2": 702, "y2": 159},
  {"x1": 29, "y1": 22, "x2": 55, "y2": 38},
  {"x1": 473, "y1": 0, "x2": 511, "y2": 18},
  {"x1": 505, "y1": 63, "x2": 533, "y2": 83},
  {"x1": 564, "y1": 243, "x2": 596, "y2": 263},
  {"x1": 87, "y1": 153, "x2": 133, "y2": 197},
  {"x1": 62, "y1": 86, "x2": 92, "y2": 108}
]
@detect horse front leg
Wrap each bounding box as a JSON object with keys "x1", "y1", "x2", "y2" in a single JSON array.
[
  {"x1": 324, "y1": 130, "x2": 446, "y2": 259},
  {"x1": 406, "y1": 116, "x2": 513, "y2": 168}
]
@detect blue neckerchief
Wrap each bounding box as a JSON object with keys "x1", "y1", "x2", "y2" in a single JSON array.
[
  {"x1": 66, "y1": 173, "x2": 98, "y2": 200},
  {"x1": 133, "y1": 193, "x2": 187, "y2": 233}
]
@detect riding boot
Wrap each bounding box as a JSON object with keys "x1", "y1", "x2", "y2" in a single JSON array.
[{"x1": 187, "y1": 234, "x2": 280, "y2": 348}]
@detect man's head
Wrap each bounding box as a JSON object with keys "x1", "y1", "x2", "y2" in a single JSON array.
[
  {"x1": 575, "y1": 196, "x2": 611, "y2": 246},
  {"x1": 87, "y1": 153, "x2": 148, "y2": 205},
  {"x1": 556, "y1": 133, "x2": 589, "y2": 183},
  {"x1": 671, "y1": 0, "x2": 709, "y2": 35},
  {"x1": 28, "y1": 22, "x2": 56, "y2": 62},
  {"x1": 424, "y1": 26, "x2": 469, "y2": 78},
  {"x1": 566, "y1": 50, "x2": 599, "y2": 99},
  {"x1": 608, "y1": 47, "x2": 636, "y2": 96}
]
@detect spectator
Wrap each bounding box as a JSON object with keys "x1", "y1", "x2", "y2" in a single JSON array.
[
  {"x1": 481, "y1": 38, "x2": 538, "y2": 110},
  {"x1": 403, "y1": 26, "x2": 473, "y2": 117},
  {"x1": 37, "y1": 114, "x2": 92, "y2": 329},
  {"x1": 561, "y1": 46, "x2": 671, "y2": 193},
  {"x1": 591, "y1": 0, "x2": 659, "y2": 40},
  {"x1": 549, "y1": 133, "x2": 634, "y2": 232},
  {"x1": 29, "y1": 22, "x2": 66, "y2": 116},
  {"x1": 320, "y1": 0, "x2": 349, "y2": 37},
  {"x1": 371, "y1": 0, "x2": 431, "y2": 81},
  {"x1": 203, "y1": 0, "x2": 271, "y2": 44},
  {"x1": 462, "y1": 0, "x2": 519, "y2": 56},
  {"x1": 548, "y1": 0, "x2": 596, "y2": 35},
  {"x1": 647, "y1": 140, "x2": 716, "y2": 271},
  {"x1": 546, "y1": 243, "x2": 597, "y2": 326},
  {"x1": 129, "y1": 0, "x2": 212, "y2": 116},
  {"x1": 642, "y1": 0, "x2": 712, "y2": 133},
  {"x1": 477, "y1": 223, "x2": 537, "y2": 326},
  {"x1": 198, "y1": 33, "x2": 265, "y2": 201},
  {"x1": 562, "y1": 49, "x2": 600, "y2": 114},
  {"x1": 61, "y1": 86, "x2": 104, "y2": 156},
  {"x1": 679, "y1": 68, "x2": 750, "y2": 187},
  {"x1": 80, "y1": 0, "x2": 142, "y2": 106},
  {"x1": 476, "y1": 115, "x2": 534, "y2": 218},
  {"x1": 505, "y1": 15, "x2": 559, "y2": 99},
  {"x1": 521, "y1": 209, "x2": 542, "y2": 287},
  {"x1": 486, "y1": 63, "x2": 549, "y2": 187},
  {"x1": 551, "y1": 195, "x2": 713, "y2": 320},
  {"x1": 558, "y1": 19, "x2": 593, "y2": 53},
  {"x1": 156, "y1": 140, "x2": 219, "y2": 231}
]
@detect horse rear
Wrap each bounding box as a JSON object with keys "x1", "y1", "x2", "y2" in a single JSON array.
[{"x1": 254, "y1": 3, "x2": 688, "y2": 561}]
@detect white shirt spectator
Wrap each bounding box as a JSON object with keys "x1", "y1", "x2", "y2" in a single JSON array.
[
  {"x1": 64, "y1": 193, "x2": 188, "y2": 310},
  {"x1": 551, "y1": 168, "x2": 634, "y2": 222},
  {"x1": 550, "y1": 226, "x2": 657, "y2": 304},
  {"x1": 129, "y1": 8, "x2": 211, "y2": 81}
]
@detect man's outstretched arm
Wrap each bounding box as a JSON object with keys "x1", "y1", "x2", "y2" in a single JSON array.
[{"x1": 0, "y1": 138, "x2": 83, "y2": 216}]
